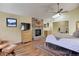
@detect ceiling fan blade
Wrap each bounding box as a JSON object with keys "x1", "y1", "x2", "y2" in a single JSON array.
[
  {"x1": 48, "y1": 3, "x2": 69, "y2": 14},
  {"x1": 60, "y1": 9, "x2": 63, "y2": 12},
  {"x1": 61, "y1": 11, "x2": 69, "y2": 13},
  {"x1": 57, "y1": 8, "x2": 63, "y2": 13},
  {"x1": 48, "y1": 11, "x2": 57, "y2": 13}
]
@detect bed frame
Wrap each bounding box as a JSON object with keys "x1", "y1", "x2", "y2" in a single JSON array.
[{"x1": 45, "y1": 35, "x2": 79, "y2": 56}]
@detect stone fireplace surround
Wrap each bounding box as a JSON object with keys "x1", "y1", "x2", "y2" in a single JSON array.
[
  {"x1": 32, "y1": 27, "x2": 43, "y2": 40},
  {"x1": 32, "y1": 18, "x2": 43, "y2": 40},
  {"x1": 35, "y1": 29, "x2": 41, "y2": 36}
]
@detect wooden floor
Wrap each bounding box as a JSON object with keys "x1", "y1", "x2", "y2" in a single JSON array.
[
  {"x1": 0, "y1": 38, "x2": 66, "y2": 56},
  {"x1": 15, "y1": 39, "x2": 50, "y2": 56}
]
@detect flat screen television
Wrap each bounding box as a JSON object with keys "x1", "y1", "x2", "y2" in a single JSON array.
[
  {"x1": 6, "y1": 18, "x2": 17, "y2": 27},
  {"x1": 21, "y1": 23, "x2": 30, "y2": 31}
]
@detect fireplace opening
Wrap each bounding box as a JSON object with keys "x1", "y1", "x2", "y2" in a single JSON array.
[{"x1": 35, "y1": 29, "x2": 41, "y2": 36}]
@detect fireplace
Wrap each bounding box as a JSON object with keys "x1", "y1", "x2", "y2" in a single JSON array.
[{"x1": 35, "y1": 29, "x2": 41, "y2": 36}]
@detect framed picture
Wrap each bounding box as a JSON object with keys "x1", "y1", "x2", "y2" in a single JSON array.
[{"x1": 6, "y1": 18, "x2": 17, "y2": 27}]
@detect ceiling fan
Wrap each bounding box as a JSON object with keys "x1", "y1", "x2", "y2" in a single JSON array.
[{"x1": 49, "y1": 3, "x2": 68, "y2": 14}]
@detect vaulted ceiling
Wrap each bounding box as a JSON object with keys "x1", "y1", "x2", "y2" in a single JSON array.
[{"x1": 0, "y1": 3, "x2": 79, "y2": 19}]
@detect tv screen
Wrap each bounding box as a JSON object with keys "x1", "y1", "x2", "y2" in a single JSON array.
[
  {"x1": 25, "y1": 23, "x2": 30, "y2": 30},
  {"x1": 21, "y1": 23, "x2": 30, "y2": 31},
  {"x1": 6, "y1": 18, "x2": 17, "y2": 27}
]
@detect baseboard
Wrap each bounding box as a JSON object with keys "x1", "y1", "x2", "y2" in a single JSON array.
[{"x1": 15, "y1": 41, "x2": 32, "y2": 45}]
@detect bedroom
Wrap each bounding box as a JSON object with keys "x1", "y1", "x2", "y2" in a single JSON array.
[{"x1": 0, "y1": 3, "x2": 79, "y2": 56}]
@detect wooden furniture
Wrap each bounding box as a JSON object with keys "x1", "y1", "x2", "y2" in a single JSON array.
[
  {"x1": 44, "y1": 30, "x2": 49, "y2": 38},
  {"x1": 21, "y1": 20, "x2": 32, "y2": 43},
  {"x1": 21, "y1": 30, "x2": 32, "y2": 43},
  {"x1": 0, "y1": 43, "x2": 9, "y2": 50},
  {"x1": 0, "y1": 40, "x2": 16, "y2": 56},
  {"x1": 0, "y1": 40, "x2": 9, "y2": 50},
  {"x1": 2, "y1": 44, "x2": 16, "y2": 56}
]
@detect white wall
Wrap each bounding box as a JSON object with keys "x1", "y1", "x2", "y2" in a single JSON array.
[{"x1": 44, "y1": 7, "x2": 79, "y2": 35}]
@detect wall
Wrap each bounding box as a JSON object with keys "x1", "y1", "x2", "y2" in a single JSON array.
[
  {"x1": 53, "y1": 21, "x2": 68, "y2": 34},
  {"x1": 0, "y1": 12, "x2": 32, "y2": 43},
  {"x1": 44, "y1": 7, "x2": 79, "y2": 35},
  {"x1": 43, "y1": 19, "x2": 51, "y2": 35},
  {"x1": 68, "y1": 7, "x2": 79, "y2": 35}
]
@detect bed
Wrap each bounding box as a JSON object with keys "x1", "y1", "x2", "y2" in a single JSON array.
[{"x1": 45, "y1": 35, "x2": 79, "y2": 55}]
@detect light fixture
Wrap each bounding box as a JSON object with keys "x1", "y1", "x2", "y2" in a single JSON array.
[{"x1": 52, "y1": 13, "x2": 61, "y2": 18}]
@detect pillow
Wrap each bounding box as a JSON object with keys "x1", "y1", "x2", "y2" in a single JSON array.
[{"x1": 55, "y1": 36, "x2": 60, "y2": 40}]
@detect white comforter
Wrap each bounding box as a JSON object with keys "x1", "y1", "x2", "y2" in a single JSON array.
[{"x1": 46, "y1": 35, "x2": 79, "y2": 53}]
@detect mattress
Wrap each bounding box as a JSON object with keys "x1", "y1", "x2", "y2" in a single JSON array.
[{"x1": 46, "y1": 35, "x2": 79, "y2": 53}]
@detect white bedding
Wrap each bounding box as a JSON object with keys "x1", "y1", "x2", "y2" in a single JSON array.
[{"x1": 46, "y1": 35, "x2": 79, "y2": 53}]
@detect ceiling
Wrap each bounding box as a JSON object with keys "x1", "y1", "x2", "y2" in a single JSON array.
[{"x1": 0, "y1": 3, "x2": 79, "y2": 19}]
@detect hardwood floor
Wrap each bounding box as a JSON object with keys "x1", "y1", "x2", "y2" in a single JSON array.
[
  {"x1": 0, "y1": 38, "x2": 67, "y2": 56},
  {"x1": 15, "y1": 39, "x2": 50, "y2": 56}
]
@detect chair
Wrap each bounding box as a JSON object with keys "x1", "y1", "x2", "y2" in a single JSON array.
[{"x1": 2, "y1": 44, "x2": 17, "y2": 56}]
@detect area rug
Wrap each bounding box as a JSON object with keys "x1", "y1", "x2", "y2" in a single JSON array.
[{"x1": 35, "y1": 45, "x2": 67, "y2": 56}]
